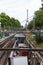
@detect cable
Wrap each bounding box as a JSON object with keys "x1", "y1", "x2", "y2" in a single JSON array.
[{"x1": 21, "y1": 15, "x2": 34, "y2": 23}]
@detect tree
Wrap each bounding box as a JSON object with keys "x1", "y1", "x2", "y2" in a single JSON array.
[
  {"x1": 34, "y1": 9, "x2": 43, "y2": 29},
  {"x1": 15, "y1": 19, "x2": 21, "y2": 28},
  {"x1": 27, "y1": 4, "x2": 43, "y2": 29},
  {"x1": 27, "y1": 20, "x2": 33, "y2": 29},
  {"x1": 0, "y1": 12, "x2": 22, "y2": 30}
]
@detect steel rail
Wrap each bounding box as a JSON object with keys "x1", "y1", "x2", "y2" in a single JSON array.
[
  {"x1": 0, "y1": 38, "x2": 15, "y2": 58},
  {"x1": 0, "y1": 48, "x2": 43, "y2": 51}
]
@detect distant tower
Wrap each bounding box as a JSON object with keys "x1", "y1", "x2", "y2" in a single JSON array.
[{"x1": 26, "y1": 9, "x2": 28, "y2": 30}]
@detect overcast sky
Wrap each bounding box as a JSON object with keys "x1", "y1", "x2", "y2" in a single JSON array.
[{"x1": 0, "y1": 0, "x2": 41, "y2": 26}]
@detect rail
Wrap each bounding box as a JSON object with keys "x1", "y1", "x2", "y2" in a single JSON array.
[
  {"x1": 26, "y1": 39, "x2": 43, "y2": 61},
  {"x1": 0, "y1": 34, "x2": 15, "y2": 65},
  {"x1": 0, "y1": 48, "x2": 43, "y2": 51},
  {"x1": 0, "y1": 34, "x2": 14, "y2": 47}
]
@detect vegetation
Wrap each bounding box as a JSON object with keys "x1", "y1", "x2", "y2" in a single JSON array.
[
  {"x1": 27, "y1": 3, "x2": 43, "y2": 44},
  {"x1": 35, "y1": 32, "x2": 41, "y2": 43},
  {"x1": 0, "y1": 12, "x2": 22, "y2": 30},
  {"x1": 27, "y1": 4, "x2": 43, "y2": 29},
  {"x1": 36, "y1": 43, "x2": 43, "y2": 48},
  {"x1": 0, "y1": 32, "x2": 9, "y2": 38},
  {"x1": 26, "y1": 3, "x2": 43, "y2": 48},
  {"x1": 26, "y1": 31, "x2": 43, "y2": 48}
]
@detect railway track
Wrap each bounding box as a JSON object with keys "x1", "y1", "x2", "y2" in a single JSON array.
[
  {"x1": 0, "y1": 32, "x2": 43, "y2": 65},
  {"x1": 26, "y1": 39, "x2": 43, "y2": 63},
  {"x1": 25, "y1": 33, "x2": 43, "y2": 58},
  {"x1": 0, "y1": 34, "x2": 15, "y2": 65}
]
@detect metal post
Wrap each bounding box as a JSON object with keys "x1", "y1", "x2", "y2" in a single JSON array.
[
  {"x1": 0, "y1": 17, "x2": 1, "y2": 31},
  {"x1": 0, "y1": 22, "x2": 1, "y2": 31},
  {"x1": 33, "y1": 18, "x2": 35, "y2": 31},
  {"x1": 26, "y1": 9, "x2": 28, "y2": 31}
]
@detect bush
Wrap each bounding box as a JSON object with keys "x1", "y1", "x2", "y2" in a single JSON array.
[
  {"x1": 41, "y1": 36, "x2": 43, "y2": 42},
  {"x1": 35, "y1": 32, "x2": 42, "y2": 43},
  {"x1": 0, "y1": 32, "x2": 3, "y2": 38},
  {"x1": 4, "y1": 32, "x2": 9, "y2": 36}
]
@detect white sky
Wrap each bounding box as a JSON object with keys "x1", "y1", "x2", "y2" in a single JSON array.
[{"x1": 0, "y1": 0, "x2": 41, "y2": 26}]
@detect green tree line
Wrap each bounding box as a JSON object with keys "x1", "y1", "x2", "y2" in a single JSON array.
[
  {"x1": 0, "y1": 12, "x2": 22, "y2": 29},
  {"x1": 27, "y1": 4, "x2": 43, "y2": 29}
]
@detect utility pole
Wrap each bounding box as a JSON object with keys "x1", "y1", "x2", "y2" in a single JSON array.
[
  {"x1": 0, "y1": 17, "x2": 1, "y2": 31},
  {"x1": 26, "y1": 9, "x2": 28, "y2": 31},
  {"x1": 33, "y1": 18, "x2": 35, "y2": 31}
]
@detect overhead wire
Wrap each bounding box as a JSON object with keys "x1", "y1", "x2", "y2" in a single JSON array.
[{"x1": 21, "y1": 15, "x2": 34, "y2": 23}]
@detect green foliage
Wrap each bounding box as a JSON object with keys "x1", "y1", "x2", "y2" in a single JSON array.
[
  {"x1": 35, "y1": 32, "x2": 43, "y2": 43},
  {"x1": 35, "y1": 32, "x2": 41, "y2": 43},
  {"x1": 34, "y1": 10, "x2": 43, "y2": 28},
  {"x1": 27, "y1": 4, "x2": 43, "y2": 29},
  {"x1": 41, "y1": 35, "x2": 43, "y2": 42},
  {"x1": 0, "y1": 12, "x2": 22, "y2": 29},
  {"x1": 27, "y1": 20, "x2": 33, "y2": 29},
  {"x1": 4, "y1": 32, "x2": 9, "y2": 36},
  {"x1": 0, "y1": 32, "x2": 9, "y2": 38},
  {"x1": 0, "y1": 32, "x2": 3, "y2": 38}
]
